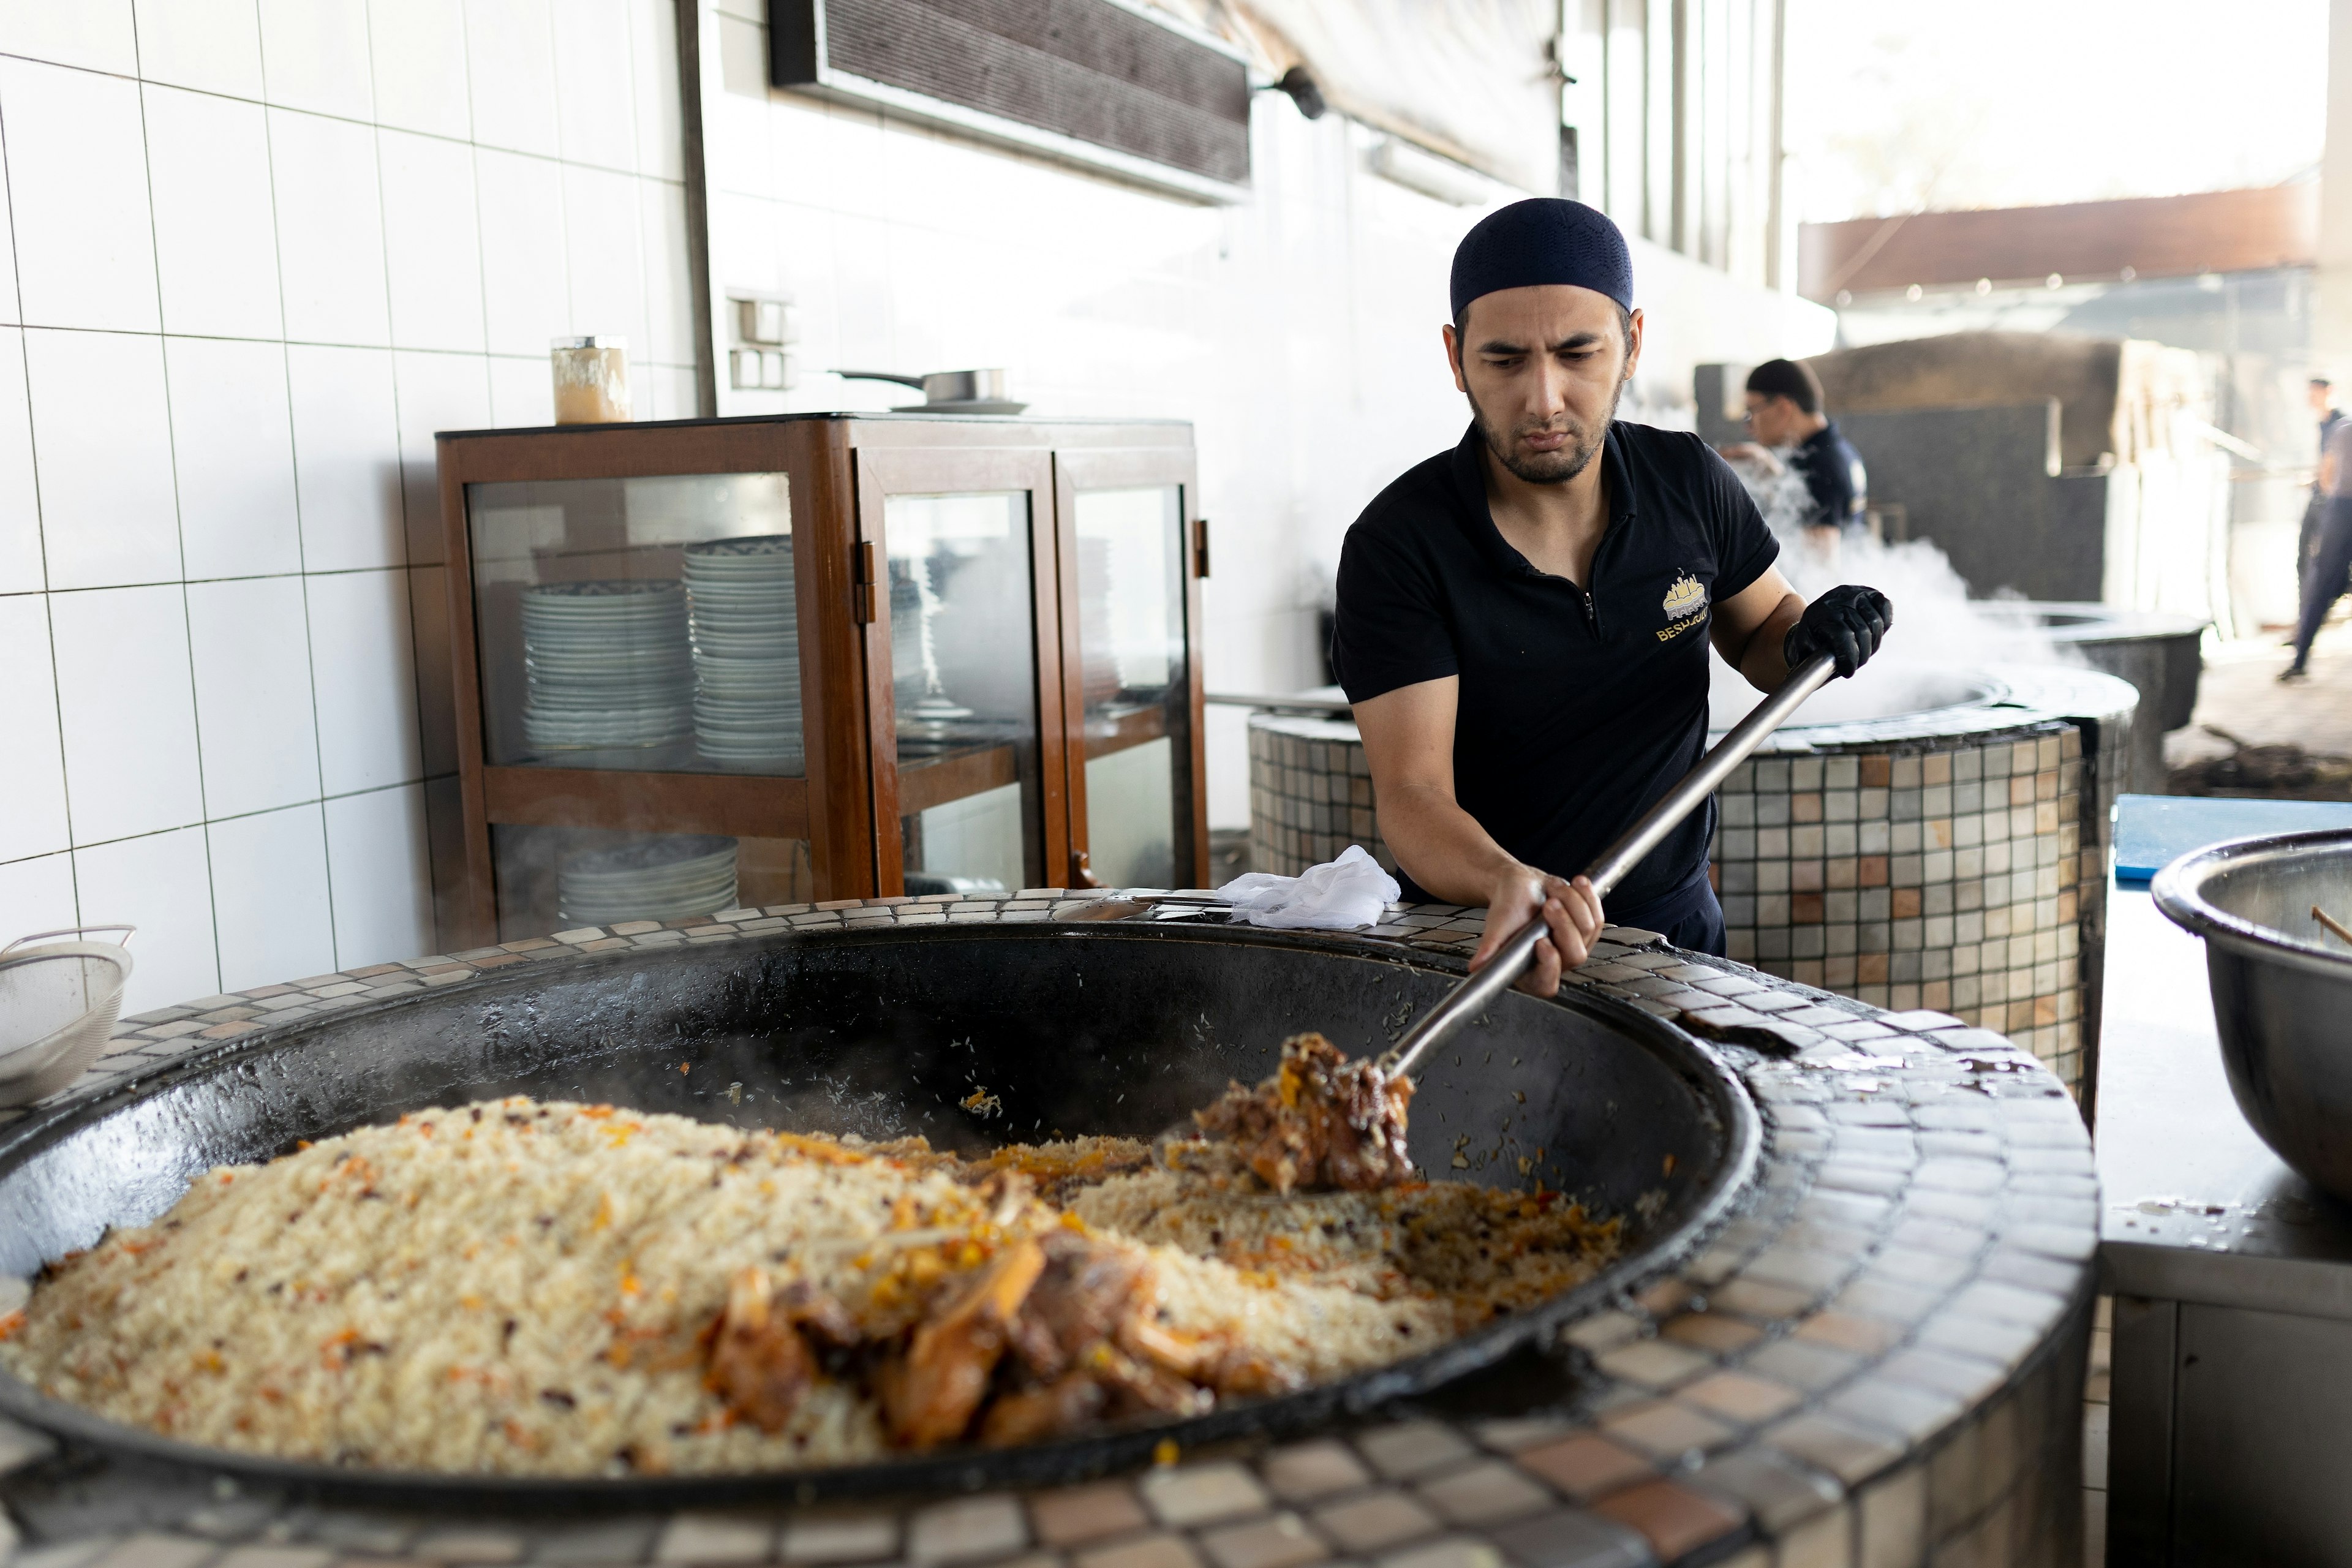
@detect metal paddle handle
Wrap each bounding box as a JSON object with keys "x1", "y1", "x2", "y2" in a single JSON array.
[{"x1": 1381, "y1": 654, "x2": 1839, "y2": 1080}]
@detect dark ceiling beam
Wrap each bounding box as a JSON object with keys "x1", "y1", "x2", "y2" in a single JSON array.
[{"x1": 1798, "y1": 184, "x2": 2319, "y2": 303}]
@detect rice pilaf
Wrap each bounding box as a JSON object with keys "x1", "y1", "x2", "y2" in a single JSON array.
[{"x1": 0, "y1": 1095, "x2": 1616, "y2": 1474}]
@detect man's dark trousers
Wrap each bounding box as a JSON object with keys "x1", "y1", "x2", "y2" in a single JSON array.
[{"x1": 2292, "y1": 496, "x2": 2352, "y2": 669}]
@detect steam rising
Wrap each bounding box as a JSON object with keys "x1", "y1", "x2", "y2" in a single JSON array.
[{"x1": 1708, "y1": 459, "x2": 2073, "y2": 728}]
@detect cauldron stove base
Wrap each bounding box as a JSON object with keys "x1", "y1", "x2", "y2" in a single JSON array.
[{"x1": 0, "y1": 895, "x2": 2098, "y2": 1567}]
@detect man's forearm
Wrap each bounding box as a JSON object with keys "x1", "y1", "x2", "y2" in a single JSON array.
[
  {"x1": 1736, "y1": 591, "x2": 1805, "y2": 690},
  {"x1": 1375, "y1": 782, "x2": 1526, "y2": 905}
]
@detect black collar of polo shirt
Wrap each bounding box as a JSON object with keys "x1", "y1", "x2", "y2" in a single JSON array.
[{"x1": 1445, "y1": 421, "x2": 1634, "y2": 584}]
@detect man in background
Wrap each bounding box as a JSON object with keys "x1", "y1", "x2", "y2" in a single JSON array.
[
  {"x1": 2285, "y1": 410, "x2": 2352, "y2": 682},
  {"x1": 2297, "y1": 375, "x2": 2344, "y2": 611},
  {"x1": 1717, "y1": 358, "x2": 1868, "y2": 545}
]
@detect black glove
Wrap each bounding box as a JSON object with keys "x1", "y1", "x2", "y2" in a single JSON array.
[{"x1": 1784, "y1": 584, "x2": 1893, "y2": 678}]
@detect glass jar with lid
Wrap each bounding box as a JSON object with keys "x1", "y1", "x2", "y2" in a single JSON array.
[{"x1": 550, "y1": 336, "x2": 631, "y2": 424}]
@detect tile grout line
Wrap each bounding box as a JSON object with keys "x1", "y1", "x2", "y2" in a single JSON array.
[
  {"x1": 262, "y1": 0, "x2": 341, "y2": 984},
  {"x1": 368, "y1": 24, "x2": 416, "y2": 568},
  {"x1": 0, "y1": 779, "x2": 439, "y2": 870},
  {"x1": 360, "y1": 0, "x2": 435, "y2": 977},
  {"x1": 129, "y1": 9, "x2": 228, "y2": 999},
  {"x1": 0, "y1": 47, "x2": 675, "y2": 187},
  {"x1": 0, "y1": 66, "x2": 85, "y2": 933},
  {"x1": 552, "y1": 0, "x2": 580, "y2": 344},
  {"x1": 0, "y1": 320, "x2": 696, "y2": 360},
  {"x1": 2, "y1": 558, "x2": 713, "y2": 597},
  {"x1": 608, "y1": 0, "x2": 656, "y2": 393},
  {"x1": 428, "y1": 0, "x2": 499, "y2": 951},
  {"x1": 0, "y1": 325, "x2": 690, "y2": 417}
]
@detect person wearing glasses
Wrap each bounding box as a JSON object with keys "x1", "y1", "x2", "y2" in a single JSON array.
[{"x1": 1717, "y1": 358, "x2": 1868, "y2": 546}]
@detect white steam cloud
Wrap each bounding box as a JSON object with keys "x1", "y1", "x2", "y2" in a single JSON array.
[{"x1": 1708, "y1": 459, "x2": 2073, "y2": 728}]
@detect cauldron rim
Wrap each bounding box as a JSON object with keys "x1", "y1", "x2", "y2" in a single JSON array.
[{"x1": 0, "y1": 920, "x2": 1762, "y2": 1509}]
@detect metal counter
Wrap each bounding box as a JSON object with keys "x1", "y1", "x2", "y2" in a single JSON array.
[{"x1": 2098, "y1": 880, "x2": 2352, "y2": 1565}]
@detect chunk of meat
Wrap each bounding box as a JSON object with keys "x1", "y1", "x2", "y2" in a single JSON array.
[
  {"x1": 853, "y1": 1200, "x2": 1309, "y2": 1451},
  {"x1": 981, "y1": 1232, "x2": 1299, "y2": 1443},
  {"x1": 879, "y1": 1237, "x2": 1046, "y2": 1449},
  {"x1": 1191, "y1": 1033, "x2": 1415, "y2": 1194},
  {"x1": 1120, "y1": 1317, "x2": 1303, "y2": 1399},
  {"x1": 976, "y1": 1368, "x2": 1108, "y2": 1447},
  {"x1": 1006, "y1": 1231, "x2": 1155, "y2": 1382},
  {"x1": 1088, "y1": 1340, "x2": 1216, "y2": 1418},
  {"x1": 705, "y1": 1269, "x2": 862, "y2": 1434}
]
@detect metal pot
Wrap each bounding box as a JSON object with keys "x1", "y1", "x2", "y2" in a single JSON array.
[
  {"x1": 0, "y1": 922, "x2": 1757, "y2": 1508},
  {"x1": 2153, "y1": 829, "x2": 2352, "y2": 1204}
]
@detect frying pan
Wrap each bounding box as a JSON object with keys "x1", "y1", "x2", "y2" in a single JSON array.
[{"x1": 0, "y1": 922, "x2": 1758, "y2": 1508}]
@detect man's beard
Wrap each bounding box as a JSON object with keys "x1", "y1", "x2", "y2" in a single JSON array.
[{"x1": 1467, "y1": 378, "x2": 1622, "y2": 484}]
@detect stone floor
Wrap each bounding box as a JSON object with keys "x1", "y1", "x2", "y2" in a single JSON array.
[{"x1": 2167, "y1": 620, "x2": 2352, "y2": 769}]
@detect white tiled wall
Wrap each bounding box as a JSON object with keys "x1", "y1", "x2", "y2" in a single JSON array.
[
  {"x1": 695, "y1": 2, "x2": 1833, "y2": 833},
  {"x1": 0, "y1": 0, "x2": 695, "y2": 1012},
  {"x1": 0, "y1": 0, "x2": 1831, "y2": 1013}
]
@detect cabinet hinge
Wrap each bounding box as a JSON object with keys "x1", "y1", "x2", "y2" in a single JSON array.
[
  {"x1": 1192, "y1": 516, "x2": 1211, "y2": 578},
  {"x1": 853, "y1": 540, "x2": 878, "y2": 623}
]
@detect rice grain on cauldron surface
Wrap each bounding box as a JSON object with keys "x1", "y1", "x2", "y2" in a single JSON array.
[{"x1": 0, "y1": 1097, "x2": 1617, "y2": 1475}]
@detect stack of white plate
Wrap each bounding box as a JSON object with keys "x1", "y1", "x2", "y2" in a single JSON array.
[
  {"x1": 557, "y1": 835, "x2": 739, "y2": 925},
  {"x1": 685, "y1": 535, "x2": 802, "y2": 772},
  {"x1": 1075, "y1": 535, "x2": 1122, "y2": 709},
  {"x1": 521, "y1": 581, "x2": 693, "y2": 753},
  {"x1": 889, "y1": 557, "x2": 927, "y2": 714}
]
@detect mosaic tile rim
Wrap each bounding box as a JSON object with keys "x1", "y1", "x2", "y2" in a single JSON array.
[{"x1": 0, "y1": 893, "x2": 2097, "y2": 1568}]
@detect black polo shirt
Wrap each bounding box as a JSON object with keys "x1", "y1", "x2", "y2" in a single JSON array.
[
  {"x1": 1790, "y1": 421, "x2": 1867, "y2": 532},
  {"x1": 1330, "y1": 421, "x2": 1779, "y2": 911}
]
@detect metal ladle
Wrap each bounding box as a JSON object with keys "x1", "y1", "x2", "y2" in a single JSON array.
[{"x1": 1156, "y1": 654, "x2": 1838, "y2": 1164}]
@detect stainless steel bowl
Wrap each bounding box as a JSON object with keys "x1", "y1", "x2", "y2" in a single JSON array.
[{"x1": 2152, "y1": 829, "x2": 2352, "y2": 1203}]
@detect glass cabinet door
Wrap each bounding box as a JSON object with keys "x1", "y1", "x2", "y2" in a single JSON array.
[
  {"x1": 857, "y1": 443, "x2": 1063, "y2": 898},
  {"x1": 1069, "y1": 485, "x2": 1193, "y2": 888},
  {"x1": 462, "y1": 470, "x2": 814, "y2": 937},
  {"x1": 1057, "y1": 447, "x2": 1201, "y2": 892}
]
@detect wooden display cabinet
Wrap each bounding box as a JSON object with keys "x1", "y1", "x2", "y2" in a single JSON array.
[{"x1": 429, "y1": 415, "x2": 1208, "y2": 950}]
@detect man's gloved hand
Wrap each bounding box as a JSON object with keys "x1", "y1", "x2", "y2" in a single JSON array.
[{"x1": 1784, "y1": 584, "x2": 1893, "y2": 678}]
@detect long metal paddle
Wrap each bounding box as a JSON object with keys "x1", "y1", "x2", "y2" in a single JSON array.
[
  {"x1": 1377, "y1": 652, "x2": 1838, "y2": 1080},
  {"x1": 1149, "y1": 655, "x2": 1838, "y2": 1178}
]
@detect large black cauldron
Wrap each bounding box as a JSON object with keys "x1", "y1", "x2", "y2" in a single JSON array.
[{"x1": 0, "y1": 922, "x2": 1758, "y2": 1507}]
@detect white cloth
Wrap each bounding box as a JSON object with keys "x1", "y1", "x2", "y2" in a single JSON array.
[{"x1": 1214, "y1": 845, "x2": 1401, "y2": 930}]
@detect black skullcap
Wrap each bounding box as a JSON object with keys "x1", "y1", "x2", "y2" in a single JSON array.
[{"x1": 1450, "y1": 198, "x2": 1634, "y2": 322}]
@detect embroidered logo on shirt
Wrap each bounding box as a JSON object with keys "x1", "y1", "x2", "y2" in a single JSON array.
[
  {"x1": 1662, "y1": 571, "x2": 1706, "y2": 619},
  {"x1": 1657, "y1": 571, "x2": 1708, "y2": 642}
]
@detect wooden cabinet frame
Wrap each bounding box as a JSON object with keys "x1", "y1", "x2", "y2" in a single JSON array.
[
  {"x1": 430, "y1": 415, "x2": 1198, "y2": 951},
  {"x1": 1051, "y1": 447, "x2": 1210, "y2": 890}
]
